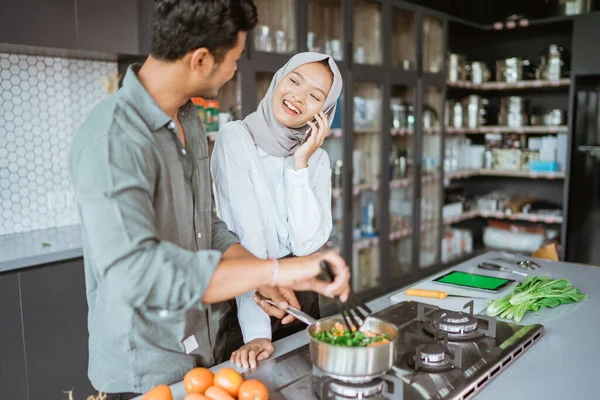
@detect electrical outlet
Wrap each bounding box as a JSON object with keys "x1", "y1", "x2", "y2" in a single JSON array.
[{"x1": 46, "y1": 191, "x2": 66, "y2": 210}]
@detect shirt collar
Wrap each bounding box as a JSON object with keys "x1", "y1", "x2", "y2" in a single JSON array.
[{"x1": 121, "y1": 64, "x2": 173, "y2": 132}]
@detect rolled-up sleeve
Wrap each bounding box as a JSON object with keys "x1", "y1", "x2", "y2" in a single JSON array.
[
  {"x1": 70, "y1": 132, "x2": 219, "y2": 312},
  {"x1": 210, "y1": 209, "x2": 240, "y2": 253}
]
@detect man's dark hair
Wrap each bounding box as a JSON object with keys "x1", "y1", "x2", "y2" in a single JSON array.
[{"x1": 150, "y1": 0, "x2": 258, "y2": 62}]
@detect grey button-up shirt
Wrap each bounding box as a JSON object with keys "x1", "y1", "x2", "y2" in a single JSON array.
[{"x1": 69, "y1": 65, "x2": 240, "y2": 394}]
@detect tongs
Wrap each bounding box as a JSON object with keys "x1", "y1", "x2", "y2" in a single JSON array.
[
  {"x1": 478, "y1": 262, "x2": 528, "y2": 277},
  {"x1": 254, "y1": 292, "x2": 316, "y2": 325},
  {"x1": 319, "y1": 261, "x2": 372, "y2": 332},
  {"x1": 489, "y1": 257, "x2": 541, "y2": 270}
]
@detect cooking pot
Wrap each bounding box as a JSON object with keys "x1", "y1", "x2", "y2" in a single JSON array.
[
  {"x1": 496, "y1": 58, "x2": 533, "y2": 83},
  {"x1": 557, "y1": 0, "x2": 593, "y2": 16},
  {"x1": 447, "y1": 53, "x2": 468, "y2": 82},
  {"x1": 470, "y1": 61, "x2": 491, "y2": 85},
  {"x1": 260, "y1": 296, "x2": 400, "y2": 379}
]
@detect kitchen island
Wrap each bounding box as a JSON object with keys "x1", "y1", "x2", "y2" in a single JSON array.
[{"x1": 152, "y1": 251, "x2": 597, "y2": 400}]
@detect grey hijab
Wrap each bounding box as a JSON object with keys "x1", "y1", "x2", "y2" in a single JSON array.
[{"x1": 243, "y1": 52, "x2": 343, "y2": 157}]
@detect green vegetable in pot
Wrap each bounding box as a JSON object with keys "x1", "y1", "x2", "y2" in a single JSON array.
[
  {"x1": 486, "y1": 276, "x2": 587, "y2": 323},
  {"x1": 314, "y1": 322, "x2": 391, "y2": 347}
]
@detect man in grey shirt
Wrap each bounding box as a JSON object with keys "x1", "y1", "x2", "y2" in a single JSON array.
[{"x1": 69, "y1": 1, "x2": 350, "y2": 398}]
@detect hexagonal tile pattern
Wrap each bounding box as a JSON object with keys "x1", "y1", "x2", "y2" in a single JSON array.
[{"x1": 0, "y1": 52, "x2": 116, "y2": 235}]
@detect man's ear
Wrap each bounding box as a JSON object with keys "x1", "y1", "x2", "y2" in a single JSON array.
[{"x1": 189, "y1": 47, "x2": 215, "y2": 76}]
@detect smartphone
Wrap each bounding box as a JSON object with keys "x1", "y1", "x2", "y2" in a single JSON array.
[
  {"x1": 301, "y1": 102, "x2": 336, "y2": 143},
  {"x1": 433, "y1": 270, "x2": 515, "y2": 293}
]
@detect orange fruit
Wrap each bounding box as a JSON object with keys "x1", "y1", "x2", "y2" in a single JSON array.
[
  {"x1": 205, "y1": 385, "x2": 235, "y2": 400},
  {"x1": 184, "y1": 367, "x2": 214, "y2": 394},
  {"x1": 213, "y1": 367, "x2": 243, "y2": 397},
  {"x1": 142, "y1": 384, "x2": 173, "y2": 400},
  {"x1": 239, "y1": 379, "x2": 269, "y2": 400},
  {"x1": 184, "y1": 394, "x2": 210, "y2": 400}
]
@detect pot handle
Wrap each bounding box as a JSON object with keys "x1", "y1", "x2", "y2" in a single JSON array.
[{"x1": 255, "y1": 292, "x2": 317, "y2": 325}]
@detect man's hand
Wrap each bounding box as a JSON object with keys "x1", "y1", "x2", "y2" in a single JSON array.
[
  {"x1": 230, "y1": 338, "x2": 274, "y2": 369},
  {"x1": 278, "y1": 251, "x2": 351, "y2": 301},
  {"x1": 254, "y1": 286, "x2": 301, "y2": 324}
]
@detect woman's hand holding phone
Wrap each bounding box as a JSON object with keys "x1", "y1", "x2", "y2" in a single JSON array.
[{"x1": 293, "y1": 111, "x2": 329, "y2": 170}]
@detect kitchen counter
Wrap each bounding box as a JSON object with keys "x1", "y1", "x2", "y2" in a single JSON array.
[
  {"x1": 150, "y1": 251, "x2": 598, "y2": 400},
  {"x1": 0, "y1": 224, "x2": 83, "y2": 273}
]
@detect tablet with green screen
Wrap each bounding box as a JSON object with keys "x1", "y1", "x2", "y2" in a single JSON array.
[{"x1": 433, "y1": 271, "x2": 514, "y2": 292}]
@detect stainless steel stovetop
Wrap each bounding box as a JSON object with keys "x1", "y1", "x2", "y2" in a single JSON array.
[{"x1": 242, "y1": 301, "x2": 544, "y2": 400}]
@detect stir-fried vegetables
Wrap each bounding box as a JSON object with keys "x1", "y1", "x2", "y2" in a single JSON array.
[
  {"x1": 314, "y1": 323, "x2": 391, "y2": 347},
  {"x1": 486, "y1": 276, "x2": 587, "y2": 323}
]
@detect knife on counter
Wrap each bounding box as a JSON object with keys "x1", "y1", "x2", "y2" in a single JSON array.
[
  {"x1": 405, "y1": 289, "x2": 486, "y2": 299},
  {"x1": 478, "y1": 262, "x2": 528, "y2": 277}
]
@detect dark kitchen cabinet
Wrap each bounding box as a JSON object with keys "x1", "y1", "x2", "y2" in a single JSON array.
[
  {"x1": 0, "y1": 0, "x2": 78, "y2": 49},
  {"x1": 572, "y1": 12, "x2": 600, "y2": 75},
  {"x1": 19, "y1": 259, "x2": 95, "y2": 400},
  {"x1": 137, "y1": 0, "x2": 154, "y2": 55},
  {"x1": 76, "y1": 0, "x2": 139, "y2": 54},
  {"x1": 0, "y1": 274, "x2": 28, "y2": 400}
]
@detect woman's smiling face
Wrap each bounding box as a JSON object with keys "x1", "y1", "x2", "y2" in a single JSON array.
[{"x1": 272, "y1": 61, "x2": 334, "y2": 128}]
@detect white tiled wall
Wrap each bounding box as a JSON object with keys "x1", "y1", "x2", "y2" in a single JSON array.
[{"x1": 0, "y1": 53, "x2": 117, "y2": 236}]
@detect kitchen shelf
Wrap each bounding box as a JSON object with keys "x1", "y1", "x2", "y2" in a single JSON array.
[
  {"x1": 342, "y1": 175, "x2": 438, "y2": 198},
  {"x1": 447, "y1": 78, "x2": 571, "y2": 90},
  {"x1": 443, "y1": 210, "x2": 479, "y2": 224},
  {"x1": 446, "y1": 126, "x2": 568, "y2": 134},
  {"x1": 354, "y1": 128, "x2": 381, "y2": 135},
  {"x1": 444, "y1": 210, "x2": 563, "y2": 225},
  {"x1": 446, "y1": 169, "x2": 565, "y2": 180},
  {"x1": 389, "y1": 178, "x2": 411, "y2": 189},
  {"x1": 391, "y1": 128, "x2": 413, "y2": 136}
]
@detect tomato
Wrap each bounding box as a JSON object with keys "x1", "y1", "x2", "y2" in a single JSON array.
[
  {"x1": 184, "y1": 393, "x2": 210, "y2": 400},
  {"x1": 238, "y1": 379, "x2": 269, "y2": 400},
  {"x1": 184, "y1": 367, "x2": 215, "y2": 394},
  {"x1": 205, "y1": 385, "x2": 235, "y2": 400},
  {"x1": 213, "y1": 367, "x2": 243, "y2": 397},
  {"x1": 142, "y1": 384, "x2": 173, "y2": 400}
]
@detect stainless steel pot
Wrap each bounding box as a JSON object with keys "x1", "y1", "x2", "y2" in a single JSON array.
[
  {"x1": 470, "y1": 61, "x2": 491, "y2": 85},
  {"x1": 557, "y1": 0, "x2": 593, "y2": 15},
  {"x1": 447, "y1": 53, "x2": 467, "y2": 82},
  {"x1": 465, "y1": 95, "x2": 489, "y2": 128},
  {"x1": 538, "y1": 44, "x2": 570, "y2": 81},
  {"x1": 499, "y1": 96, "x2": 529, "y2": 127},
  {"x1": 268, "y1": 299, "x2": 400, "y2": 379},
  {"x1": 496, "y1": 58, "x2": 531, "y2": 84}
]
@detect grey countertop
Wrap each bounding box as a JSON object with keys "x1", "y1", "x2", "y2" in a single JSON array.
[
  {"x1": 0, "y1": 224, "x2": 83, "y2": 273},
  {"x1": 151, "y1": 251, "x2": 598, "y2": 400}
]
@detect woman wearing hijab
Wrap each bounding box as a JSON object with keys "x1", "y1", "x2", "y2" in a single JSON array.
[{"x1": 211, "y1": 52, "x2": 343, "y2": 369}]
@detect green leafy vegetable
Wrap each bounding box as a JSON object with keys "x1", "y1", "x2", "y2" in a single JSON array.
[
  {"x1": 314, "y1": 324, "x2": 391, "y2": 347},
  {"x1": 486, "y1": 276, "x2": 587, "y2": 323}
]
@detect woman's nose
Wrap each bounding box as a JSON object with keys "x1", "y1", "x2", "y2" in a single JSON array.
[{"x1": 291, "y1": 92, "x2": 305, "y2": 104}]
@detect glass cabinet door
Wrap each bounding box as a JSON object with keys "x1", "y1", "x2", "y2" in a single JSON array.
[
  {"x1": 321, "y1": 96, "x2": 344, "y2": 254},
  {"x1": 308, "y1": 0, "x2": 343, "y2": 61},
  {"x1": 352, "y1": 82, "x2": 381, "y2": 293},
  {"x1": 353, "y1": 0, "x2": 382, "y2": 65},
  {"x1": 193, "y1": 74, "x2": 239, "y2": 149},
  {"x1": 420, "y1": 86, "x2": 443, "y2": 268},
  {"x1": 255, "y1": 72, "x2": 275, "y2": 107},
  {"x1": 389, "y1": 85, "x2": 415, "y2": 277},
  {"x1": 254, "y1": 0, "x2": 296, "y2": 54},
  {"x1": 392, "y1": 8, "x2": 416, "y2": 71},
  {"x1": 423, "y1": 16, "x2": 444, "y2": 74}
]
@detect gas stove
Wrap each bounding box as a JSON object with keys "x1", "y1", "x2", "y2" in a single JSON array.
[{"x1": 246, "y1": 301, "x2": 544, "y2": 400}]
